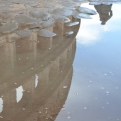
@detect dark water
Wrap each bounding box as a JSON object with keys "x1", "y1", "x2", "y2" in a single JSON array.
[{"x1": 0, "y1": 1, "x2": 121, "y2": 121}]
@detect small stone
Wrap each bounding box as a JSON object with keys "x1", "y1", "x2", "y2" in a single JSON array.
[
  {"x1": 63, "y1": 86, "x2": 67, "y2": 88},
  {"x1": 84, "y1": 107, "x2": 87, "y2": 109}
]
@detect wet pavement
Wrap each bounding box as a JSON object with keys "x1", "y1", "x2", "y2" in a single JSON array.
[{"x1": 0, "y1": 0, "x2": 121, "y2": 121}]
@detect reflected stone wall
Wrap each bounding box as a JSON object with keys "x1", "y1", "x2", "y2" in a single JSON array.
[{"x1": 0, "y1": 16, "x2": 80, "y2": 120}]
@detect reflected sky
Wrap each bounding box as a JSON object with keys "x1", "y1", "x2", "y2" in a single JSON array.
[
  {"x1": 0, "y1": 98, "x2": 3, "y2": 113},
  {"x1": 56, "y1": 3, "x2": 121, "y2": 121},
  {"x1": 16, "y1": 86, "x2": 24, "y2": 103},
  {"x1": 77, "y1": 3, "x2": 121, "y2": 45}
]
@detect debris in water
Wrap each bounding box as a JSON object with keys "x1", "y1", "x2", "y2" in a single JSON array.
[
  {"x1": 52, "y1": 8, "x2": 73, "y2": 16},
  {"x1": 101, "y1": 87, "x2": 104, "y2": 89},
  {"x1": 63, "y1": 86, "x2": 67, "y2": 88}
]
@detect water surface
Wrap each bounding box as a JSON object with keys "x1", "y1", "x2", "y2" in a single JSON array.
[
  {"x1": 0, "y1": 0, "x2": 121, "y2": 121},
  {"x1": 56, "y1": 3, "x2": 121, "y2": 121}
]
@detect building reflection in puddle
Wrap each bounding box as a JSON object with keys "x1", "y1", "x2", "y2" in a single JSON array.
[
  {"x1": 0, "y1": 13, "x2": 80, "y2": 120},
  {"x1": 94, "y1": 4, "x2": 113, "y2": 25}
]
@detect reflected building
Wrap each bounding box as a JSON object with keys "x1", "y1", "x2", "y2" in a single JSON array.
[
  {"x1": 94, "y1": 4, "x2": 113, "y2": 25},
  {"x1": 0, "y1": 13, "x2": 80, "y2": 120}
]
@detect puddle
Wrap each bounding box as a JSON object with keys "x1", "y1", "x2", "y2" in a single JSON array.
[{"x1": 0, "y1": 0, "x2": 121, "y2": 121}]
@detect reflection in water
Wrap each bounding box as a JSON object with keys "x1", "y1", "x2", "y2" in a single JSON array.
[
  {"x1": 0, "y1": 98, "x2": 3, "y2": 113},
  {"x1": 0, "y1": 8, "x2": 80, "y2": 119},
  {"x1": 35, "y1": 74, "x2": 39, "y2": 88},
  {"x1": 56, "y1": 3, "x2": 121, "y2": 121},
  {"x1": 94, "y1": 4, "x2": 113, "y2": 25},
  {"x1": 0, "y1": 0, "x2": 121, "y2": 120},
  {"x1": 16, "y1": 86, "x2": 24, "y2": 103}
]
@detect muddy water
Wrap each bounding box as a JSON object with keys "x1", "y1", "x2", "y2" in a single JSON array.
[{"x1": 0, "y1": 0, "x2": 121, "y2": 121}]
